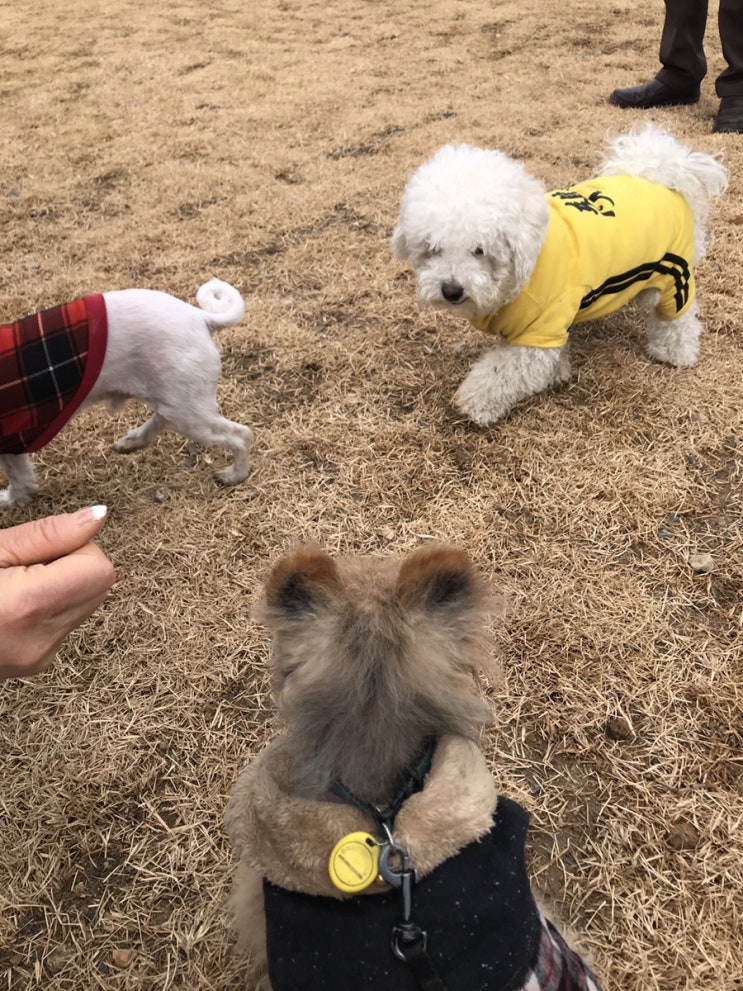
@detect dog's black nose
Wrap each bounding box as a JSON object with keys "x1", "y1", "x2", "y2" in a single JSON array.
[{"x1": 441, "y1": 281, "x2": 464, "y2": 303}]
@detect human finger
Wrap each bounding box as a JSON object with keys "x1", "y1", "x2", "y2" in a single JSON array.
[
  {"x1": 0, "y1": 505, "x2": 109, "y2": 568},
  {"x1": 39, "y1": 543, "x2": 117, "y2": 619}
]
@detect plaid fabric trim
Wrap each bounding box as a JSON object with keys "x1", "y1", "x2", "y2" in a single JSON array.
[
  {"x1": 0, "y1": 294, "x2": 107, "y2": 454},
  {"x1": 521, "y1": 916, "x2": 602, "y2": 991}
]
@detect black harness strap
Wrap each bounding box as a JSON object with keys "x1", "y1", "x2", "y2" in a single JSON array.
[
  {"x1": 330, "y1": 741, "x2": 450, "y2": 991},
  {"x1": 393, "y1": 924, "x2": 449, "y2": 991},
  {"x1": 330, "y1": 740, "x2": 435, "y2": 832}
]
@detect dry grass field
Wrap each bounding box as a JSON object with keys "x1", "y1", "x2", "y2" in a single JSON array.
[{"x1": 1, "y1": 0, "x2": 742, "y2": 988}]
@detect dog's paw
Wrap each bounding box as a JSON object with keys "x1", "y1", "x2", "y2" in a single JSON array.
[
  {"x1": 215, "y1": 463, "x2": 250, "y2": 486},
  {"x1": 454, "y1": 372, "x2": 512, "y2": 427},
  {"x1": 645, "y1": 309, "x2": 701, "y2": 369},
  {"x1": 645, "y1": 338, "x2": 699, "y2": 368},
  {"x1": 646, "y1": 346, "x2": 699, "y2": 368},
  {"x1": 0, "y1": 487, "x2": 33, "y2": 509},
  {"x1": 453, "y1": 393, "x2": 505, "y2": 427},
  {"x1": 113, "y1": 435, "x2": 144, "y2": 453},
  {"x1": 455, "y1": 342, "x2": 571, "y2": 425}
]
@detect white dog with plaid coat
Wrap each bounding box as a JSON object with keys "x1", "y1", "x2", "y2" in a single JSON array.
[{"x1": 0, "y1": 279, "x2": 253, "y2": 507}]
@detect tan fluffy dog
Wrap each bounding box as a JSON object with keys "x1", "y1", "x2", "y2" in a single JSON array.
[{"x1": 225, "y1": 545, "x2": 601, "y2": 991}]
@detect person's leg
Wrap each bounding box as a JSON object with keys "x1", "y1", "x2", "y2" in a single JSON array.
[
  {"x1": 610, "y1": 0, "x2": 706, "y2": 108},
  {"x1": 656, "y1": 0, "x2": 709, "y2": 90},
  {"x1": 714, "y1": 0, "x2": 743, "y2": 131},
  {"x1": 715, "y1": 0, "x2": 743, "y2": 95}
]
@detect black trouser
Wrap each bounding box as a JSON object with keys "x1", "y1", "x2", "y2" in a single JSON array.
[{"x1": 656, "y1": 0, "x2": 743, "y2": 96}]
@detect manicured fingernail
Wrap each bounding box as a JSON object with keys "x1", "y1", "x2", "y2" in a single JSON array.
[{"x1": 75, "y1": 505, "x2": 108, "y2": 524}]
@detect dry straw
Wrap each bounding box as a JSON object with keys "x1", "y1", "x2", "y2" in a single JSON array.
[{"x1": 1, "y1": 0, "x2": 741, "y2": 988}]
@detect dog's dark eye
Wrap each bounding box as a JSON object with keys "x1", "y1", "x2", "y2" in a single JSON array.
[{"x1": 472, "y1": 246, "x2": 484, "y2": 257}]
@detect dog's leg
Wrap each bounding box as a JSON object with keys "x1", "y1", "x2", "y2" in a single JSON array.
[
  {"x1": 228, "y1": 862, "x2": 271, "y2": 989},
  {"x1": 110, "y1": 400, "x2": 252, "y2": 484},
  {"x1": 156, "y1": 407, "x2": 254, "y2": 484},
  {"x1": 645, "y1": 301, "x2": 701, "y2": 368},
  {"x1": 210, "y1": 418, "x2": 254, "y2": 484},
  {"x1": 454, "y1": 339, "x2": 571, "y2": 426},
  {"x1": 0, "y1": 454, "x2": 39, "y2": 508},
  {"x1": 113, "y1": 413, "x2": 167, "y2": 453}
]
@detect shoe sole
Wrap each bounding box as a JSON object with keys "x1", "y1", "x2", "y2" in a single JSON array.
[{"x1": 609, "y1": 93, "x2": 699, "y2": 109}]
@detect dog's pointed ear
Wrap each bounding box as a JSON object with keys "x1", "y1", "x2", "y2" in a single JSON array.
[
  {"x1": 264, "y1": 546, "x2": 340, "y2": 616},
  {"x1": 396, "y1": 544, "x2": 483, "y2": 613},
  {"x1": 391, "y1": 221, "x2": 410, "y2": 261}
]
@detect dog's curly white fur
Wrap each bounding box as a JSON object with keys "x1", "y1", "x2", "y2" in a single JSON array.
[
  {"x1": 0, "y1": 279, "x2": 254, "y2": 507},
  {"x1": 392, "y1": 124, "x2": 728, "y2": 426}
]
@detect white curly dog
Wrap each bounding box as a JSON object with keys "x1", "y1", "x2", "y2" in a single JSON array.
[{"x1": 392, "y1": 124, "x2": 728, "y2": 426}]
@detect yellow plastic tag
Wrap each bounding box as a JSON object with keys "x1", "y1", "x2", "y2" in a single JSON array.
[{"x1": 328, "y1": 831, "x2": 380, "y2": 893}]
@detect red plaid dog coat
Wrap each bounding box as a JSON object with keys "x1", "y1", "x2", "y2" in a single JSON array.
[
  {"x1": 528, "y1": 917, "x2": 601, "y2": 991},
  {"x1": 0, "y1": 295, "x2": 107, "y2": 455}
]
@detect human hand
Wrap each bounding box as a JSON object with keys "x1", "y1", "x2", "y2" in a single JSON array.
[{"x1": 0, "y1": 506, "x2": 116, "y2": 679}]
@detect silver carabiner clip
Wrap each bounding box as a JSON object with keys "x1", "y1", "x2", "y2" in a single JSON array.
[{"x1": 378, "y1": 839, "x2": 410, "y2": 889}]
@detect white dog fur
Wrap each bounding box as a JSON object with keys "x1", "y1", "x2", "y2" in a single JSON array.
[
  {"x1": 0, "y1": 279, "x2": 254, "y2": 507},
  {"x1": 392, "y1": 123, "x2": 728, "y2": 426}
]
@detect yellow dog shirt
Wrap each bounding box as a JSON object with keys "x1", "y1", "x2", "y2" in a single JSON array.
[{"x1": 470, "y1": 176, "x2": 695, "y2": 348}]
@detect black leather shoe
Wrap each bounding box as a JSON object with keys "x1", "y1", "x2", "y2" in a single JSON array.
[
  {"x1": 609, "y1": 78, "x2": 700, "y2": 109},
  {"x1": 714, "y1": 96, "x2": 743, "y2": 133}
]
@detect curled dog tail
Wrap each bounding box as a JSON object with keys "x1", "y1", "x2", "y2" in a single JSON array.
[
  {"x1": 196, "y1": 278, "x2": 246, "y2": 332},
  {"x1": 599, "y1": 122, "x2": 728, "y2": 259}
]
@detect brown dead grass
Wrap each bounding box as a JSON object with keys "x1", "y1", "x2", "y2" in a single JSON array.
[{"x1": 1, "y1": 0, "x2": 742, "y2": 988}]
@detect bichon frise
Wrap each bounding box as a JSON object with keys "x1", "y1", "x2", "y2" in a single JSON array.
[
  {"x1": 226, "y1": 544, "x2": 602, "y2": 991},
  {"x1": 392, "y1": 124, "x2": 728, "y2": 426},
  {"x1": 0, "y1": 279, "x2": 254, "y2": 507}
]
